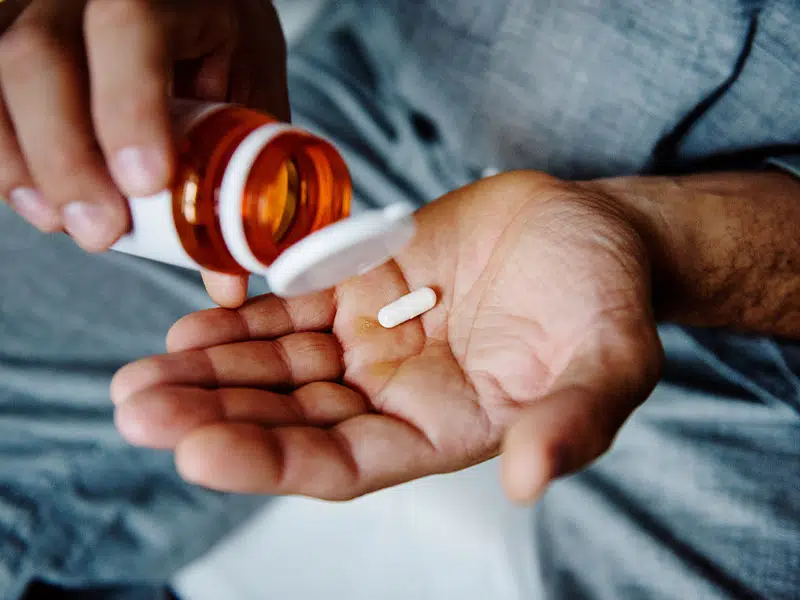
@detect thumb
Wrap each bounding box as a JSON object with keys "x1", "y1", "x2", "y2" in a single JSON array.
[
  {"x1": 501, "y1": 322, "x2": 662, "y2": 504},
  {"x1": 202, "y1": 271, "x2": 249, "y2": 309}
]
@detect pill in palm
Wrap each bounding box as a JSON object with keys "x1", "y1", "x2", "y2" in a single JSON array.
[{"x1": 378, "y1": 287, "x2": 438, "y2": 328}]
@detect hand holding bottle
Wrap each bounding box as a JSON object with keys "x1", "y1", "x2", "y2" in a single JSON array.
[{"x1": 0, "y1": 0, "x2": 290, "y2": 304}]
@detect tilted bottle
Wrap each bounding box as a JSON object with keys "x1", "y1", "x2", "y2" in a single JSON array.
[{"x1": 112, "y1": 100, "x2": 415, "y2": 297}]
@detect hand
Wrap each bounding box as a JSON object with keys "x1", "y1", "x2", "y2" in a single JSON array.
[
  {"x1": 0, "y1": 0, "x2": 288, "y2": 306},
  {"x1": 111, "y1": 172, "x2": 663, "y2": 503}
]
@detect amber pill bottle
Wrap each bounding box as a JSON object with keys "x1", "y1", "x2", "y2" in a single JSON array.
[
  {"x1": 113, "y1": 100, "x2": 415, "y2": 297},
  {"x1": 113, "y1": 100, "x2": 352, "y2": 273}
]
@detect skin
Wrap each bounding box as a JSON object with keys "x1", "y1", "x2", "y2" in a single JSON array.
[
  {"x1": 111, "y1": 171, "x2": 663, "y2": 501},
  {"x1": 3, "y1": 1, "x2": 799, "y2": 503},
  {"x1": 0, "y1": 0, "x2": 287, "y2": 306},
  {"x1": 110, "y1": 169, "x2": 800, "y2": 503}
]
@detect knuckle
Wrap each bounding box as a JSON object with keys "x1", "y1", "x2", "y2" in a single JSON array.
[
  {"x1": 41, "y1": 147, "x2": 87, "y2": 179},
  {"x1": 84, "y1": 0, "x2": 152, "y2": 32},
  {"x1": 0, "y1": 24, "x2": 57, "y2": 73},
  {"x1": 98, "y1": 81, "x2": 162, "y2": 128},
  {"x1": 35, "y1": 147, "x2": 101, "y2": 199}
]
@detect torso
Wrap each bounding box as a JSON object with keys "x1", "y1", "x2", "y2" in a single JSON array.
[{"x1": 356, "y1": 0, "x2": 800, "y2": 179}]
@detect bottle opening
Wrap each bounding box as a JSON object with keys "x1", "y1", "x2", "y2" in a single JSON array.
[
  {"x1": 274, "y1": 158, "x2": 300, "y2": 241},
  {"x1": 178, "y1": 171, "x2": 200, "y2": 225},
  {"x1": 167, "y1": 104, "x2": 352, "y2": 274},
  {"x1": 251, "y1": 154, "x2": 302, "y2": 244},
  {"x1": 242, "y1": 131, "x2": 351, "y2": 266}
]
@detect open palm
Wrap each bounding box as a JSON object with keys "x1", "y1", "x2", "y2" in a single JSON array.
[{"x1": 112, "y1": 172, "x2": 663, "y2": 501}]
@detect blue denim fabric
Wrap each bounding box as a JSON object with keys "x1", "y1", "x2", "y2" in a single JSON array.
[
  {"x1": 1, "y1": 1, "x2": 798, "y2": 598},
  {"x1": 0, "y1": 221, "x2": 272, "y2": 598}
]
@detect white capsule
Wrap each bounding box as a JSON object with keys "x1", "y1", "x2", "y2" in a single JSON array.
[{"x1": 378, "y1": 287, "x2": 438, "y2": 328}]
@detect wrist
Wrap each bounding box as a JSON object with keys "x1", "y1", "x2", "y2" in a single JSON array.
[
  {"x1": 584, "y1": 170, "x2": 800, "y2": 334},
  {"x1": 584, "y1": 174, "x2": 711, "y2": 325}
]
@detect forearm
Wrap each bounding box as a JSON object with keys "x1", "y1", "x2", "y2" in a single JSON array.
[{"x1": 592, "y1": 169, "x2": 800, "y2": 338}]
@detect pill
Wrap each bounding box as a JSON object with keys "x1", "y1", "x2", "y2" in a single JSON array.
[{"x1": 378, "y1": 287, "x2": 438, "y2": 328}]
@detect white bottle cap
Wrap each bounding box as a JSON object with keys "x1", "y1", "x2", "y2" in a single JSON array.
[{"x1": 265, "y1": 203, "x2": 417, "y2": 297}]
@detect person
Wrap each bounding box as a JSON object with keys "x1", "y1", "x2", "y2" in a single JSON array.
[{"x1": 0, "y1": 0, "x2": 798, "y2": 598}]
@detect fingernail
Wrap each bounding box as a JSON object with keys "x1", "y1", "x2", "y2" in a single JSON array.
[
  {"x1": 63, "y1": 201, "x2": 119, "y2": 251},
  {"x1": 112, "y1": 146, "x2": 168, "y2": 197},
  {"x1": 9, "y1": 187, "x2": 61, "y2": 231}
]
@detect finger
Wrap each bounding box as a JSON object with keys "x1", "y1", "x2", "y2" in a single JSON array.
[
  {"x1": 115, "y1": 381, "x2": 369, "y2": 449},
  {"x1": 0, "y1": 0, "x2": 30, "y2": 33},
  {"x1": 196, "y1": 50, "x2": 233, "y2": 101},
  {"x1": 84, "y1": 0, "x2": 172, "y2": 199},
  {"x1": 161, "y1": 0, "x2": 237, "y2": 61},
  {"x1": 0, "y1": 96, "x2": 60, "y2": 230},
  {"x1": 111, "y1": 332, "x2": 344, "y2": 403},
  {"x1": 224, "y1": 0, "x2": 290, "y2": 120},
  {"x1": 501, "y1": 323, "x2": 662, "y2": 504},
  {"x1": 175, "y1": 414, "x2": 442, "y2": 498},
  {"x1": 85, "y1": 0, "x2": 238, "y2": 200},
  {"x1": 200, "y1": 271, "x2": 249, "y2": 309},
  {"x1": 0, "y1": 12, "x2": 128, "y2": 251},
  {"x1": 174, "y1": 43, "x2": 233, "y2": 102},
  {"x1": 166, "y1": 290, "x2": 335, "y2": 352}
]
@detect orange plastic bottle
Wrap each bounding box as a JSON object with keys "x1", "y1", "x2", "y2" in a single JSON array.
[{"x1": 113, "y1": 100, "x2": 415, "y2": 297}]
